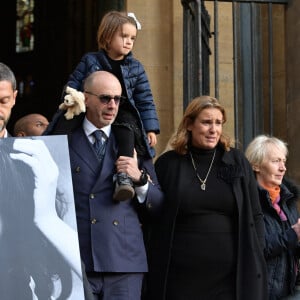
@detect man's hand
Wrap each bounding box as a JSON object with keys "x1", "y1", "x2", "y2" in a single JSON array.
[{"x1": 115, "y1": 150, "x2": 142, "y2": 181}]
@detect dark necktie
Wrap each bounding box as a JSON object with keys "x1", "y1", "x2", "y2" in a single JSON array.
[{"x1": 93, "y1": 130, "x2": 105, "y2": 161}]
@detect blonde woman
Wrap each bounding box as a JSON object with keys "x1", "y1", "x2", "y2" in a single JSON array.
[{"x1": 146, "y1": 96, "x2": 268, "y2": 300}]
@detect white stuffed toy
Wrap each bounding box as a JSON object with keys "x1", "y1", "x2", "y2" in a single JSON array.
[{"x1": 59, "y1": 86, "x2": 86, "y2": 120}]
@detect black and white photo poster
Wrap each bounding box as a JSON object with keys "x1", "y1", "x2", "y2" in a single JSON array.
[{"x1": 0, "y1": 135, "x2": 84, "y2": 299}]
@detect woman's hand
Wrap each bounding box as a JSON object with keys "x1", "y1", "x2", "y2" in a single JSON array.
[{"x1": 292, "y1": 219, "x2": 300, "y2": 241}]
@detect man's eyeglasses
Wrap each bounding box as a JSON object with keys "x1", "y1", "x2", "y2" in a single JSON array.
[{"x1": 84, "y1": 91, "x2": 125, "y2": 105}]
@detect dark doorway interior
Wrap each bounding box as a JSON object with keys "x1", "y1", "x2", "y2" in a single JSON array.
[{"x1": 0, "y1": 0, "x2": 124, "y2": 134}]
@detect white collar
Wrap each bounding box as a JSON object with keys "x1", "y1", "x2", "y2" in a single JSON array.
[{"x1": 83, "y1": 117, "x2": 111, "y2": 141}]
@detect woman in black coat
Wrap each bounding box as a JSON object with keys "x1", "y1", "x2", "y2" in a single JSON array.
[
  {"x1": 145, "y1": 96, "x2": 268, "y2": 300},
  {"x1": 245, "y1": 135, "x2": 300, "y2": 300}
]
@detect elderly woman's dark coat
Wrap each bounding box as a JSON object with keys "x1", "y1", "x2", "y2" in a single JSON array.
[
  {"x1": 260, "y1": 178, "x2": 300, "y2": 299},
  {"x1": 144, "y1": 146, "x2": 268, "y2": 300}
]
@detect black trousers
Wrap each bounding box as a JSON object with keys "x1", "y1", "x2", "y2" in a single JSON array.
[{"x1": 87, "y1": 272, "x2": 144, "y2": 300}]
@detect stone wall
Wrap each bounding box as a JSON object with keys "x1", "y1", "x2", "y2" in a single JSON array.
[
  {"x1": 127, "y1": 0, "x2": 183, "y2": 156},
  {"x1": 286, "y1": 0, "x2": 300, "y2": 182}
]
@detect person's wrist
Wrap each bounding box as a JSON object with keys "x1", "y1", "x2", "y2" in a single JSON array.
[{"x1": 133, "y1": 168, "x2": 148, "y2": 187}]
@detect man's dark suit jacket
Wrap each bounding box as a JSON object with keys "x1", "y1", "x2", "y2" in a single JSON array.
[{"x1": 45, "y1": 112, "x2": 164, "y2": 273}]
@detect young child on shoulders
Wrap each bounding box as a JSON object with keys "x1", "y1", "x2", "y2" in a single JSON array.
[{"x1": 64, "y1": 11, "x2": 160, "y2": 201}]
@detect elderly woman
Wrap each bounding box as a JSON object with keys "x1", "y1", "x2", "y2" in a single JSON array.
[
  {"x1": 245, "y1": 135, "x2": 300, "y2": 300},
  {"x1": 145, "y1": 96, "x2": 268, "y2": 300}
]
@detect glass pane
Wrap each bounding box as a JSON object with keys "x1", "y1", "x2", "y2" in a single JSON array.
[{"x1": 16, "y1": 0, "x2": 35, "y2": 53}]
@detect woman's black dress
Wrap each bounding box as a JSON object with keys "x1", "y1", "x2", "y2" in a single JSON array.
[{"x1": 165, "y1": 147, "x2": 238, "y2": 300}]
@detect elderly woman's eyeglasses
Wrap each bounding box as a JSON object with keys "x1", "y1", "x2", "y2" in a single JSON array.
[{"x1": 84, "y1": 91, "x2": 125, "y2": 105}]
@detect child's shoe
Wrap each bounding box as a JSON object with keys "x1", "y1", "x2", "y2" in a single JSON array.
[{"x1": 113, "y1": 172, "x2": 135, "y2": 202}]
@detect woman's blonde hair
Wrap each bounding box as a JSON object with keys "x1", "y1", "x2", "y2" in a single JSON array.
[
  {"x1": 97, "y1": 11, "x2": 138, "y2": 51},
  {"x1": 169, "y1": 95, "x2": 232, "y2": 154}
]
